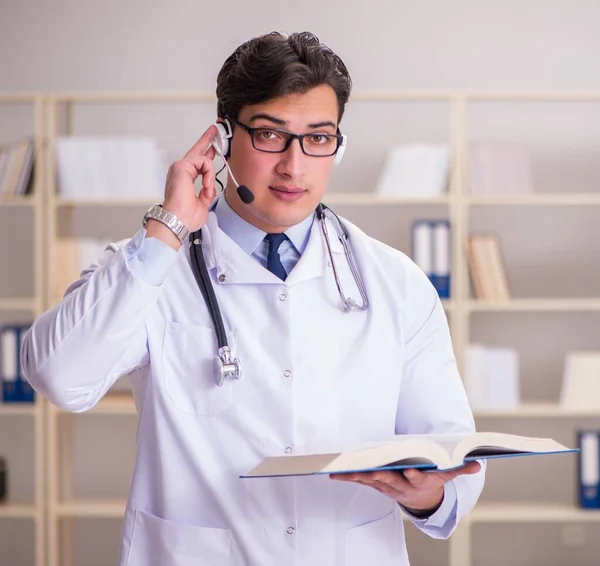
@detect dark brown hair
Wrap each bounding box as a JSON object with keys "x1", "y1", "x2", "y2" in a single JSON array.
[{"x1": 216, "y1": 31, "x2": 352, "y2": 125}]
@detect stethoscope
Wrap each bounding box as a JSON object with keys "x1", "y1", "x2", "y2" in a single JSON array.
[{"x1": 188, "y1": 203, "x2": 369, "y2": 386}]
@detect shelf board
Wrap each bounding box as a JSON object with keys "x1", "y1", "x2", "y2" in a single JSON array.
[
  {"x1": 0, "y1": 297, "x2": 37, "y2": 311},
  {"x1": 468, "y1": 299, "x2": 600, "y2": 312},
  {"x1": 0, "y1": 403, "x2": 37, "y2": 416},
  {"x1": 0, "y1": 195, "x2": 38, "y2": 208},
  {"x1": 471, "y1": 503, "x2": 600, "y2": 523},
  {"x1": 474, "y1": 403, "x2": 600, "y2": 418},
  {"x1": 0, "y1": 502, "x2": 38, "y2": 518},
  {"x1": 56, "y1": 498, "x2": 126, "y2": 518},
  {"x1": 468, "y1": 194, "x2": 600, "y2": 206},
  {"x1": 56, "y1": 197, "x2": 157, "y2": 208},
  {"x1": 325, "y1": 193, "x2": 451, "y2": 205}
]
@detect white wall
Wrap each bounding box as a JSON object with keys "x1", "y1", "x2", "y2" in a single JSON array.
[{"x1": 1, "y1": 1, "x2": 600, "y2": 565}]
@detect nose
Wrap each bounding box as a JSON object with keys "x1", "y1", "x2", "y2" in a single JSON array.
[{"x1": 275, "y1": 137, "x2": 305, "y2": 179}]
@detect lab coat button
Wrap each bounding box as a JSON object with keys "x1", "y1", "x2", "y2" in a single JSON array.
[
  {"x1": 218, "y1": 274, "x2": 226, "y2": 282},
  {"x1": 279, "y1": 293, "x2": 287, "y2": 301},
  {"x1": 283, "y1": 370, "x2": 291, "y2": 378},
  {"x1": 138, "y1": 252, "x2": 147, "y2": 261},
  {"x1": 285, "y1": 446, "x2": 293, "y2": 454},
  {"x1": 286, "y1": 526, "x2": 295, "y2": 534}
]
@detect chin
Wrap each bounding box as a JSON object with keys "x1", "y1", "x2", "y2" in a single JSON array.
[{"x1": 261, "y1": 205, "x2": 314, "y2": 230}]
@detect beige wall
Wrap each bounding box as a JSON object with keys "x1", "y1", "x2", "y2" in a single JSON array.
[{"x1": 1, "y1": 1, "x2": 600, "y2": 565}]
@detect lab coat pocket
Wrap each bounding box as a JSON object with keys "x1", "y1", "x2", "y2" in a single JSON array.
[
  {"x1": 127, "y1": 509, "x2": 231, "y2": 566},
  {"x1": 344, "y1": 508, "x2": 403, "y2": 565},
  {"x1": 162, "y1": 321, "x2": 236, "y2": 416}
]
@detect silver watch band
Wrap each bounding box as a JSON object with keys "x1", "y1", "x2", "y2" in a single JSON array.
[{"x1": 143, "y1": 204, "x2": 190, "y2": 243}]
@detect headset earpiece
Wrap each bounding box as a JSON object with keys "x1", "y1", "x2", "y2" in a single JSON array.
[
  {"x1": 212, "y1": 118, "x2": 233, "y2": 158},
  {"x1": 333, "y1": 134, "x2": 347, "y2": 165}
]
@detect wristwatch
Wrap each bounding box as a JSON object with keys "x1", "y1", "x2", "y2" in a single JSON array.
[{"x1": 143, "y1": 204, "x2": 190, "y2": 243}]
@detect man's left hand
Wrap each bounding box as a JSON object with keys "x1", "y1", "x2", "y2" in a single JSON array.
[{"x1": 329, "y1": 461, "x2": 481, "y2": 517}]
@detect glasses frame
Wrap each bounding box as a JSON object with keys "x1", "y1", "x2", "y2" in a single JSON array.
[{"x1": 227, "y1": 116, "x2": 344, "y2": 158}]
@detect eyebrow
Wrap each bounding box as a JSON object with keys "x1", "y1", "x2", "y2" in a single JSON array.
[{"x1": 248, "y1": 113, "x2": 337, "y2": 130}]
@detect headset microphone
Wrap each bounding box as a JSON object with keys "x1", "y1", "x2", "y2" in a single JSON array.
[{"x1": 236, "y1": 185, "x2": 255, "y2": 204}]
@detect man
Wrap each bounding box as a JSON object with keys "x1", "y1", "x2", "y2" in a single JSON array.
[{"x1": 22, "y1": 31, "x2": 484, "y2": 565}]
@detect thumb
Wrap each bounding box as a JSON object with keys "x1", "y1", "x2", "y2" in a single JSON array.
[
  {"x1": 198, "y1": 183, "x2": 216, "y2": 209},
  {"x1": 403, "y1": 468, "x2": 425, "y2": 486}
]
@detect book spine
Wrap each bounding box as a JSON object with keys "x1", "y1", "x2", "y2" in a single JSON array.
[{"x1": 578, "y1": 430, "x2": 600, "y2": 509}]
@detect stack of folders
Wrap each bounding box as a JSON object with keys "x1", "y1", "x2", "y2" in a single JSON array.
[
  {"x1": 578, "y1": 430, "x2": 600, "y2": 509},
  {"x1": 376, "y1": 144, "x2": 450, "y2": 199},
  {"x1": 467, "y1": 234, "x2": 510, "y2": 301},
  {"x1": 412, "y1": 220, "x2": 450, "y2": 299},
  {"x1": 55, "y1": 136, "x2": 167, "y2": 200},
  {"x1": 0, "y1": 324, "x2": 35, "y2": 404}
]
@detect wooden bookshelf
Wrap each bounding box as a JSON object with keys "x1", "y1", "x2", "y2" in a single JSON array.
[{"x1": 1, "y1": 88, "x2": 597, "y2": 566}]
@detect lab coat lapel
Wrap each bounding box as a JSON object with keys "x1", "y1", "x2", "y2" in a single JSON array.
[
  {"x1": 285, "y1": 215, "x2": 344, "y2": 286},
  {"x1": 202, "y1": 212, "x2": 277, "y2": 285}
]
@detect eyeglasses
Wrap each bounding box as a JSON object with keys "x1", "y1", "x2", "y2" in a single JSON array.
[{"x1": 228, "y1": 116, "x2": 344, "y2": 157}]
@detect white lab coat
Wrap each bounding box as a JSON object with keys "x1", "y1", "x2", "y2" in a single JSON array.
[{"x1": 22, "y1": 210, "x2": 485, "y2": 566}]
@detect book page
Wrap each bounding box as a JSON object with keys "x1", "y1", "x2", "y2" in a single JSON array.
[{"x1": 453, "y1": 432, "x2": 570, "y2": 466}]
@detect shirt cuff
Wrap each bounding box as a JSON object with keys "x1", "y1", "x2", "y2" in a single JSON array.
[
  {"x1": 124, "y1": 228, "x2": 181, "y2": 286},
  {"x1": 401, "y1": 480, "x2": 458, "y2": 528}
]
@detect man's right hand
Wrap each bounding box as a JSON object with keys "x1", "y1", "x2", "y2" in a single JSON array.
[{"x1": 145, "y1": 125, "x2": 219, "y2": 250}]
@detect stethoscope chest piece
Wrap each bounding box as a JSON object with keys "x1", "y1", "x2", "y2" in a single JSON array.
[{"x1": 216, "y1": 346, "x2": 242, "y2": 386}]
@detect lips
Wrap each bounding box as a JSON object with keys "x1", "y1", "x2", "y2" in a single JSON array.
[
  {"x1": 269, "y1": 186, "x2": 305, "y2": 193},
  {"x1": 269, "y1": 186, "x2": 306, "y2": 202}
]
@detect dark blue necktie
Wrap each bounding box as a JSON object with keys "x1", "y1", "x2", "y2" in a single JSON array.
[{"x1": 265, "y1": 233, "x2": 288, "y2": 280}]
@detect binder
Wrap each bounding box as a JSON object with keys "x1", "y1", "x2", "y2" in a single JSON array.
[
  {"x1": 412, "y1": 220, "x2": 451, "y2": 299},
  {"x1": 577, "y1": 430, "x2": 600, "y2": 509},
  {"x1": 432, "y1": 220, "x2": 450, "y2": 299},
  {"x1": 1, "y1": 324, "x2": 35, "y2": 404},
  {"x1": 1, "y1": 326, "x2": 18, "y2": 403}
]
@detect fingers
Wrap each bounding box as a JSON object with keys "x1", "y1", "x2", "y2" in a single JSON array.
[
  {"x1": 330, "y1": 471, "x2": 413, "y2": 491},
  {"x1": 436, "y1": 461, "x2": 482, "y2": 483},
  {"x1": 184, "y1": 125, "x2": 219, "y2": 160}
]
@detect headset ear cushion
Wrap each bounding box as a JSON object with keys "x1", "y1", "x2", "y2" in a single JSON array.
[
  {"x1": 333, "y1": 134, "x2": 347, "y2": 165},
  {"x1": 214, "y1": 122, "x2": 229, "y2": 157}
]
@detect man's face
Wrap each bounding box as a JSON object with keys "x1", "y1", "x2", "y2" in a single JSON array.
[{"x1": 224, "y1": 84, "x2": 340, "y2": 233}]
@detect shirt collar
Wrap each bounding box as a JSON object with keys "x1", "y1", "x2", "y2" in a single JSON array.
[{"x1": 213, "y1": 191, "x2": 315, "y2": 255}]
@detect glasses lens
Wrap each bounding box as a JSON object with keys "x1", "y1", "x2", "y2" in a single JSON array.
[
  {"x1": 252, "y1": 129, "x2": 338, "y2": 156},
  {"x1": 252, "y1": 129, "x2": 289, "y2": 152},
  {"x1": 302, "y1": 134, "x2": 339, "y2": 156}
]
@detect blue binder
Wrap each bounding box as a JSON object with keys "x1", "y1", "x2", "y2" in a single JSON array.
[
  {"x1": 412, "y1": 219, "x2": 451, "y2": 299},
  {"x1": 1, "y1": 324, "x2": 35, "y2": 404},
  {"x1": 577, "y1": 430, "x2": 600, "y2": 509}
]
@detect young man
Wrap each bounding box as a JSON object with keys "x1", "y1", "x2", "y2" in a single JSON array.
[{"x1": 22, "y1": 31, "x2": 484, "y2": 566}]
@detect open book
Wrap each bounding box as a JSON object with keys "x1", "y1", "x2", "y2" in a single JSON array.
[{"x1": 241, "y1": 432, "x2": 576, "y2": 478}]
